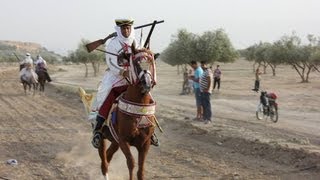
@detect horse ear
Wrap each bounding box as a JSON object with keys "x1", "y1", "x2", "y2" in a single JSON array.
[{"x1": 154, "y1": 53, "x2": 160, "y2": 60}]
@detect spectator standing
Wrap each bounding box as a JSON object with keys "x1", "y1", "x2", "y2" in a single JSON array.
[
  {"x1": 252, "y1": 67, "x2": 262, "y2": 92},
  {"x1": 187, "y1": 69, "x2": 194, "y2": 94},
  {"x1": 213, "y1": 65, "x2": 222, "y2": 91},
  {"x1": 189, "y1": 61, "x2": 203, "y2": 120},
  {"x1": 180, "y1": 68, "x2": 189, "y2": 95},
  {"x1": 200, "y1": 61, "x2": 213, "y2": 124}
]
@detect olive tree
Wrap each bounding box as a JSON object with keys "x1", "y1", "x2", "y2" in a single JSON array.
[
  {"x1": 63, "y1": 39, "x2": 104, "y2": 77},
  {"x1": 161, "y1": 28, "x2": 237, "y2": 67},
  {"x1": 279, "y1": 33, "x2": 320, "y2": 82}
]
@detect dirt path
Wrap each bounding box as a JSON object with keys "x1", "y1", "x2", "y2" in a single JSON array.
[{"x1": 0, "y1": 63, "x2": 319, "y2": 180}]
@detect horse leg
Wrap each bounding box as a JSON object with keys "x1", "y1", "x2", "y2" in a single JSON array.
[
  {"x1": 119, "y1": 140, "x2": 135, "y2": 180},
  {"x1": 107, "y1": 141, "x2": 119, "y2": 163},
  {"x1": 98, "y1": 139, "x2": 109, "y2": 180},
  {"x1": 33, "y1": 83, "x2": 36, "y2": 96},
  {"x1": 28, "y1": 83, "x2": 32, "y2": 95},
  {"x1": 137, "y1": 142, "x2": 151, "y2": 180},
  {"x1": 42, "y1": 82, "x2": 45, "y2": 92},
  {"x1": 24, "y1": 84, "x2": 27, "y2": 95}
]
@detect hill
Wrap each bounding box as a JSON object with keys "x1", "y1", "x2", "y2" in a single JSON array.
[{"x1": 0, "y1": 40, "x2": 62, "y2": 63}]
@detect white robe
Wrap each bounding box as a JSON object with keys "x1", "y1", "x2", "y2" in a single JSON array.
[
  {"x1": 91, "y1": 26, "x2": 137, "y2": 111},
  {"x1": 19, "y1": 56, "x2": 38, "y2": 82}
]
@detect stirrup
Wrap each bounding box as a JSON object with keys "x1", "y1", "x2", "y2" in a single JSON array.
[
  {"x1": 91, "y1": 131, "x2": 102, "y2": 149},
  {"x1": 151, "y1": 134, "x2": 160, "y2": 147}
]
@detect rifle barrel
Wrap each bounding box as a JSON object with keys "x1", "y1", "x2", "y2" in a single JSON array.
[
  {"x1": 134, "y1": 20, "x2": 164, "y2": 30},
  {"x1": 143, "y1": 20, "x2": 157, "y2": 48},
  {"x1": 13, "y1": 53, "x2": 21, "y2": 61},
  {"x1": 86, "y1": 20, "x2": 164, "y2": 53}
]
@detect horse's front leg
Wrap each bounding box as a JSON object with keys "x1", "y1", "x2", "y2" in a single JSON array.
[
  {"x1": 98, "y1": 139, "x2": 109, "y2": 180},
  {"x1": 107, "y1": 141, "x2": 119, "y2": 163},
  {"x1": 119, "y1": 140, "x2": 134, "y2": 180},
  {"x1": 33, "y1": 84, "x2": 36, "y2": 96},
  {"x1": 137, "y1": 139, "x2": 151, "y2": 180},
  {"x1": 23, "y1": 84, "x2": 27, "y2": 95}
]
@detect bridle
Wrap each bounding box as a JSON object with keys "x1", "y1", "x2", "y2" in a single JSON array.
[{"x1": 127, "y1": 52, "x2": 156, "y2": 90}]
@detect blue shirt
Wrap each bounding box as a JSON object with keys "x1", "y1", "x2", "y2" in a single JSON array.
[{"x1": 193, "y1": 67, "x2": 203, "y2": 89}]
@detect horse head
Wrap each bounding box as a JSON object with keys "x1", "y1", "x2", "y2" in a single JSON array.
[{"x1": 129, "y1": 50, "x2": 156, "y2": 95}]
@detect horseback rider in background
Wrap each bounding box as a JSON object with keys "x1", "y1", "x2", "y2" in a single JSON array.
[
  {"x1": 35, "y1": 55, "x2": 52, "y2": 82},
  {"x1": 88, "y1": 18, "x2": 159, "y2": 148},
  {"x1": 19, "y1": 53, "x2": 38, "y2": 83}
]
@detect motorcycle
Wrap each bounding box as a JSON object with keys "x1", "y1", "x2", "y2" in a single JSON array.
[{"x1": 256, "y1": 91, "x2": 278, "y2": 123}]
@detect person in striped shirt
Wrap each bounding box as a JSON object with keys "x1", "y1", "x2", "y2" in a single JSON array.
[{"x1": 200, "y1": 61, "x2": 213, "y2": 124}]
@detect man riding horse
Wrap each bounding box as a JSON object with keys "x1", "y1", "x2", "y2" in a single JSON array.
[
  {"x1": 19, "y1": 53, "x2": 38, "y2": 83},
  {"x1": 89, "y1": 18, "x2": 159, "y2": 148},
  {"x1": 35, "y1": 55, "x2": 52, "y2": 82}
]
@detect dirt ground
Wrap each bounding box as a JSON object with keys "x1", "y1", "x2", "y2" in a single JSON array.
[{"x1": 0, "y1": 60, "x2": 319, "y2": 180}]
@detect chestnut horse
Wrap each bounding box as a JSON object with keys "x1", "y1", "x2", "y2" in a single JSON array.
[{"x1": 98, "y1": 51, "x2": 158, "y2": 180}]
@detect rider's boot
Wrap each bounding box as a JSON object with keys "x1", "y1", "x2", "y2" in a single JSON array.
[
  {"x1": 46, "y1": 72, "x2": 52, "y2": 82},
  {"x1": 151, "y1": 133, "x2": 160, "y2": 147},
  {"x1": 91, "y1": 115, "x2": 105, "y2": 148}
]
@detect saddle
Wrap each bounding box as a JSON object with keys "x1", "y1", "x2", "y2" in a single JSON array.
[
  {"x1": 79, "y1": 87, "x2": 157, "y2": 143},
  {"x1": 79, "y1": 87, "x2": 155, "y2": 127}
]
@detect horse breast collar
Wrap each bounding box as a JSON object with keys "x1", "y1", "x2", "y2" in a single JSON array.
[
  {"x1": 118, "y1": 95, "x2": 156, "y2": 116},
  {"x1": 107, "y1": 94, "x2": 156, "y2": 143}
]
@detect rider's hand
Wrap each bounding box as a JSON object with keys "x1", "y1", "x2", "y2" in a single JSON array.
[{"x1": 122, "y1": 70, "x2": 130, "y2": 78}]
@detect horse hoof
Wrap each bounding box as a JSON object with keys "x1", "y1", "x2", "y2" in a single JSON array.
[{"x1": 103, "y1": 174, "x2": 109, "y2": 180}]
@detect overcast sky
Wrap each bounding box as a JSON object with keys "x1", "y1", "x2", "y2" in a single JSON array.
[{"x1": 1, "y1": 0, "x2": 319, "y2": 55}]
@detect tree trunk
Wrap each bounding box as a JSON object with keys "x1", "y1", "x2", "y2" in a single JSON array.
[
  {"x1": 268, "y1": 63, "x2": 276, "y2": 76},
  {"x1": 252, "y1": 62, "x2": 257, "y2": 73},
  {"x1": 292, "y1": 64, "x2": 306, "y2": 83},
  {"x1": 272, "y1": 67, "x2": 276, "y2": 76},
  {"x1": 91, "y1": 62, "x2": 98, "y2": 77},
  {"x1": 84, "y1": 63, "x2": 88, "y2": 77},
  {"x1": 262, "y1": 61, "x2": 267, "y2": 74},
  {"x1": 305, "y1": 63, "x2": 314, "y2": 83}
]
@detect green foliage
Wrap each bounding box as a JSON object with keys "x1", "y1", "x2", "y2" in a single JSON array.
[
  {"x1": 209, "y1": 29, "x2": 238, "y2": 63},
  {"x1": 242, "y1": 32, "x2": 320, "y2": 81},
  {"x1": 64, "y1": 39, "x2": 104, "y2": 64},
  {"x1": 161, "y1": 29, "x2": 237, "y2": 66},
  {"x1": 0, "y1": 43, "x2": 16, "y2": 51},
  {"x1": 63, "y1": 39, "x2": 105, "y2": 77},
  {"x1": 161, "y1": 29, "x2": 197, "y2": 65}
]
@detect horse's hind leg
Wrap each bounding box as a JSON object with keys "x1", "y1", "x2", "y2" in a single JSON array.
[
  {"x1": 119, "y1": 141, "x2": 135, "y2": 180},
  {"x1": 137, "y1": 142, "x2": 151, "y2": 180},
  {"x1": 23, "y1": 84, "x2": 27, "y2": 95}
]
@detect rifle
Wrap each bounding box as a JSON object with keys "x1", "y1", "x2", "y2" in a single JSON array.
[
  {"x1": 12, "y1": 52, "x2": 21, "y2": 61},
  {"x1": 85, "y1": 20, "x2": 164, "y2": 53},
  {"x1": 143, "y1": 20, "x2": 157, "y2": 49}
]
